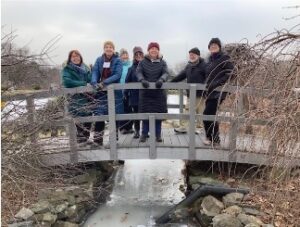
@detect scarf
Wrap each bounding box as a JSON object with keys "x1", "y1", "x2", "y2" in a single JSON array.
[{"x1": 69, "y1": 62, "x2": 88, "y2": 80}]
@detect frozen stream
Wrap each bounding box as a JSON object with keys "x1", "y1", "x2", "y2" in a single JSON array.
[{"x1": 84, "y1": 160, "x2": 186, "y2": 227}]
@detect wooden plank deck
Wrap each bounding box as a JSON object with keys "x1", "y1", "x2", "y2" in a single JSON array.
[{"x1": 39, "y1": 128, "x2": 300, "y2": 167}]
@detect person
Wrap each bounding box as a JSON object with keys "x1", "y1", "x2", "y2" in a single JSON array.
[
  {"x1": 203, "y1": 38, "x2": 234, "y2": 146},
  {"x1": 171, "y1": 47, "x2": 206, "y2": 133},
  {"x1": 124, "y1": 46, "x2": 144, "y2": 139},
  {"x1": 137, "y1": 42, "x2": 169, "y2": 142},
  {"x1": 61, "y1": 50, "x2": 92, "y2": 144},
  {"x1": 91, "y1": 41, "x2": 123, "y2": 146},
  {"x1": 119, "y1": 48, "x2": 133, "y2": 134}
]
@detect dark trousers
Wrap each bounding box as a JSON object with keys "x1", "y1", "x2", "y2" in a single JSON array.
[
  {"x1": 119, "y1": 98, "x2": 133, "y2": 131},
  {"x1": 203, "y1": 99, "x2": 223, "y2": 142},
  {"x1": 131, "y1": 106, "x2": 140, "y2": 133},
  {"x1": 142, "y1": 120, "x2": 162, "y2": 137},
  {"x1": 76, "y1": 122, "x2": 92, "y2": 142}
]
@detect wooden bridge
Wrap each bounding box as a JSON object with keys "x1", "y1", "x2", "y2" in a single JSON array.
[{"x1": 2, "y1": 83, "x2": 300, "y2": 167}]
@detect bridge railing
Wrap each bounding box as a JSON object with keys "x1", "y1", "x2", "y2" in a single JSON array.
[{"x1": 2, "y1": 83, "x2": 274, "y2": 163}]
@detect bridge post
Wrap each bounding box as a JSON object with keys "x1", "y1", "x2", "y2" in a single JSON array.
[
  {"x1": 26, "y1": 96, "x2": 37, "y2": 144},
  {"x1": 188, "y1": 84, "x2": 197, "y2": 160},
  {"x1": 69, "y1": 119, "x2": 78, "y2": 163},
  {"x1": 108, "y1": 85, "x2": 118, "y2": 160},
  {"x1": 228, "y1": 87, "x2": 244, "y2": 162},
  {"x1": 149, "y1": 115, "x2": 157, "y2": 159},
  {"x1": 179, "y1": 89, "x2": 184, "y2": 113}
]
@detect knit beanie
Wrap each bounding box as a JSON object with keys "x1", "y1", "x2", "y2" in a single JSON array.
[
  {"x1": 208, "y1": 38, "x2": 222, "y2": 49},
  {"x1": 147, "y1": 42, "x2": 160, "y2": 51},
  {"x1": 189, "y1": 47, "x2": 200, "y2": 56}
]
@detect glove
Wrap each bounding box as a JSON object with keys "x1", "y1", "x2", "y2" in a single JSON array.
[
  {"x1": 141, "y1": 79, "x2": 150, "y2": 88},
  {"x1": 155, "y1": 79, "x2": 164, "y2": 88},
  {"x1": 93, "y1": 82, "x2": 105, "y2": 91}
]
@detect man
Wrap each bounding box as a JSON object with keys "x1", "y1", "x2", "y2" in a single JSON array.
[
  {"x1": 203, "y1": 38, "x2": 234, "y2": 146},
  {"x1": 171, "y1": 47, "x2": 206, "y2": 133}
]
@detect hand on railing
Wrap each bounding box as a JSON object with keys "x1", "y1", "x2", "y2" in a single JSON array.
[
  {"x1": 155, "y1": 79, "x2": 164, "y2": 88},
  {"x1": 141, "y1": 79, "x2": 150, "y2": 88},
  {"x1": 93, "y1": 82, "x2": 105, "y2": 91}
]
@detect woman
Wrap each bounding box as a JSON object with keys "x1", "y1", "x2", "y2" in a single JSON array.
[
  {"x1": 124, "y1": 46, "x2": 144, "y2": 138},
  {"x1": 119, "y1": 48, "x2": 133, "y2": 134},
  {"x1": 91, "y1": 41, "x2": 123, "y2": 146},
  {"x1": 203, "y1": 38, "x2": 234, "y2": 146},
  {"x1": 137, "y1": 42, "x2": 169, "y2": 142},
  {"x1": 61, "y1": 50, "x2": 92, "y2": 144}
]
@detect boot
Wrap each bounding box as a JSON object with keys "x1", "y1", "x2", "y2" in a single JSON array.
[
  {"x1": 139, "y1": 134, "x2": 147, "y2": 142},
  {"x1": 156, "y1": 136, "x2": 163, "y2": 142},
  {"x1": 133, "y1": 131, "x2": 140, "y2": 139}
]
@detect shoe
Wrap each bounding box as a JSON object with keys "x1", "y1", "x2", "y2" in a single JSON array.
[
  {"x1": 128, "y1": 129, "x2": 134, "y2": 134},
  {"x1": 133, "y1": 131, "x2": 140, "y2": 139},
  {"x1": 120, "y1": 129, "x2": 128, "y2": 134},
  {"x1": 203, "y1": 138, "x2": 212, "y2": 146},
  {"x1": 156, "y1": 136, "x2": 163, "y2": 142},
  {"x1": 140, "y1": 135, "x2": 147, "y2": 142},
  {"x1": 174, "y1": 127, "x2": 187, "y2": 134}
]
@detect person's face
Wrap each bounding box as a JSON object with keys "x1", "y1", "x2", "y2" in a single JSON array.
[
  {"x1": 70, "y1": 52, "x2": 81, "y2": 65},
  {"x1": 209, "y1": 43, "x2": 220, "y2": 54},
  {"x1": 134, "y1": 52, "x2": 144, "y2": 62},
  {"x1": 121, "y1": 53, "x2": 129, "y2": 62},
  {"x1": 149, "y1": 47, "x2": 159, "y2": 59},
  {"x1": 189, "y1": 53, "x2": 200, "y2": 63},
  {"x1": 104, "y1": 44, "x2": 114, "y2": 57}
]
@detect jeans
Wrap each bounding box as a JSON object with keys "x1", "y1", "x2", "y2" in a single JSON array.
[{"x1": 142, "y1": 120, "x2": 162, "y2": 137}]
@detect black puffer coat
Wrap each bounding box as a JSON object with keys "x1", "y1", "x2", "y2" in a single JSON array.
[
  {"x1": 205, "y1": 52, "x2": 234, "y2": 100},
  {"x1": 136, "y1": 55, "x2": 169, "y2": 113},
  {"x1": 171, "y1": 58, "x2": 206, "y2": 97}
]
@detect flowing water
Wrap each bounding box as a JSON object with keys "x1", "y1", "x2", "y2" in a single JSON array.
[{"x1": 84, "y1": 160, "x2": 187, "y2": 227}]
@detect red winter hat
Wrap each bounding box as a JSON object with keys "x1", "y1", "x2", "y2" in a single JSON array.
[{"x1": 147, "y1": 42, "x2": 160, "y2": 51}]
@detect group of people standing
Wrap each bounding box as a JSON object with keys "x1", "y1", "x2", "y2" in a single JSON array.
[{"x1": 61, "y1": 38, "x2": 233, "y2": 147}]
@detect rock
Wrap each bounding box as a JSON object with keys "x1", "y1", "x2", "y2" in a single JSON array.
[
  {"x1": 195, "y1": 212, "x2": 213, "y2": 227},
  {"x1": 245, "y1": 224, "x2": 260, "y2": 227},
  {"x1": 15, "y1": 207, "x2": 34, "y2": 220},
  {"x1": 189, "y1": 176, "x2": 228, "y2": 186},
  {"x1": 223, "y1": 205, "x2": 243, "y2": 216},
  {"x1": 212, "y1": 214, "x2": 243, "y2": 227},
  {"x1": 237, "y1": 213, "x2": 264, "y2": 226},
  {"x1": 192, "y1": 197, "x2": 204, "y2": 213},
  {"x1": 8, "y1": 221, "x2": 34, "y2": 227},
  {"x1": 243, "y1": 207, "x2": 261, "y2": 216},
  {"x1": 191, "y1": 184, "x2": 201, "y2": 190},
  {"x1": 34, "y1": 222, "x2": 52, "y2": 227},
  {"x1": 30, "y1": 200, "x2": 51, "y2": 214},
  {"x1": 222, "y1": 193, "x2": 244, "y2": 207},
  {"x1": 174, "y1": 208, "x2": 190, "y2": 220},
  {"x1": 53, "y1": 221, "x2": 79, "y2": 227},
  {"x1": 70, "y1": 172, "x2": 97, "y2": 185},
  {"x1": 262, "y1": 225, "x2": 274, "y2": 227},
  {"x1": 34, "y1": 212, "x2": 57, "y2": 224},
  {"x1": 201, "y1": 195, "x2": 224, "y2": 216},
  {"x1": 54, "y1": 202, "x2": 69, "y2": 213}
]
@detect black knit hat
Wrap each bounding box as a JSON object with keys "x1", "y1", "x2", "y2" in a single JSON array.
[
  {"x1": 189, "y1": 47, "x2": 200, "y2": 56},
  {"x1": 208, "y1": 38, "x2": 222, "y2": 49}
]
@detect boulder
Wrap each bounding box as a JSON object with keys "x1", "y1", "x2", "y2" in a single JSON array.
[
  {"x1": 8, "y1": 221, "x2": 34, "y2": 227},
  {"x1": 237, "y1": 213, "x2": 264, "y2": 226},
  {"x1": 212, "y1": 214, "x2": 243, "y2": 227},
  {"x1": 245, "y1": 224, "x2": 260, "y2": 227},
  {"x1": 201, "y1": 195, "x2": 224, "y2": 216},
  {"x1": 15, "y1": 207, "x2": 34, "y2": 220},
  {"x1": 189, "y1": 176, "x2": 228, "y2": 186},
  {"x1": 222, "y1": 193, "x2": 244, "y2": 207},
  {"x1": 34, "y1": 212, "x2": 57, "y2": 224},
  {"x1": 223, "y1": 205, "x2": 243, "y2": 216},
  {"x1": 30, "y1": 200, "x2": 51, "y2": 214},
  {"x1": 243, "y1": 207, "x2": 262, "y2": 216},
  {"x1": 53, "y1": 221, "x2": 79, "y2": 227}
]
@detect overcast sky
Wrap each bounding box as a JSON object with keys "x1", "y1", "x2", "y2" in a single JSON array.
[{"x1": 1, "y1": 0, "x2": 299, "y2": 68}]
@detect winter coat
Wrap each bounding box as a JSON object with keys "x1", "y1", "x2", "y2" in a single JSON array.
[
  {"x1": 120, "y1": 60, "x2": 132, "y2": 84},
  {"x1": 91, "y1": 54, "x2": 123, "y2": 115},
  {"x1": 205, "y1": 52, "x2": 234, "y2": 100},
  {"x1": 124, "y1": 60, "x2": 140, "y2": 107},
  {"x1": 136, "y1": 55, "x2": 169, "y2": 113},
  {"x1": 171, "y1": 58, "x2": 206, "y2": 97},
  {"x1": 61, "y1": 62, "x2": 92, "y2": 117}
]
